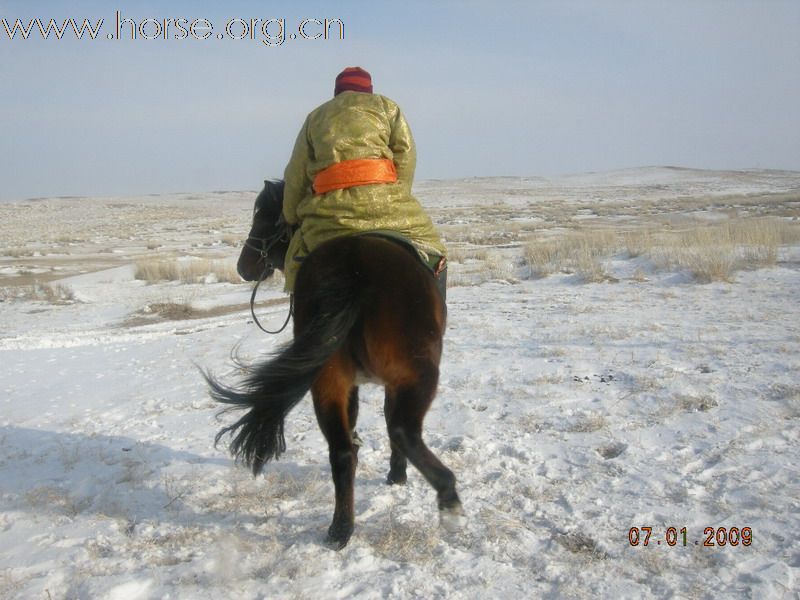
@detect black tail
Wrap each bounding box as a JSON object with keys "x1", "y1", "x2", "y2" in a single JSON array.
[{"x1": 205, "y1": 292, "x2": 360, "y2": 476}]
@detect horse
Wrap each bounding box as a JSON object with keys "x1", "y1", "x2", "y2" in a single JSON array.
[{"x1": 205, "y1": 179, "x2": 462, "y2": 549}]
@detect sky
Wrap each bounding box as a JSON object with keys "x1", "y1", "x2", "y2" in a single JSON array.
[{"x1": 1, "y1": 0, "x2": 799, "y2": 201}]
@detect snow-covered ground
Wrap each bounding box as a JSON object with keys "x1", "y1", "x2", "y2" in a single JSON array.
[{"x1": 1, "y1": 168, "x2": 799, "y2": 599}]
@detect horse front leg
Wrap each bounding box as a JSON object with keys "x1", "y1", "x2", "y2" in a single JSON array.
[
  {"x1": 348, "y1": 386, "x2": 363, "y2": 459},
  {"x1": 384, "y1": 390, "x2": 408, "y2": 485}
]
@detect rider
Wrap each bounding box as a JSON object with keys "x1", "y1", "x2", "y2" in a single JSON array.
[{"x1": 281, "y1": 66, "x2": 447, "y2": 297}]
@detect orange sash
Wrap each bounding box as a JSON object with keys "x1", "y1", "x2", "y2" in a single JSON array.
[{"x1": 313, "y1": 158, "x2": 397, "y2": 195}]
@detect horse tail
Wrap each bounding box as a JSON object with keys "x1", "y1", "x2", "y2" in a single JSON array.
[{"x1": 206, "y1": 287, "x2": 361, "y2": 476}]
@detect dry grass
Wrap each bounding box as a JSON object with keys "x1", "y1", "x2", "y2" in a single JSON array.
[
  {"x1": 440, "y1": 220, "x2": 533, "y2": 246},
  {"x1": 0, "y1": 282, "x2": 76, "y2": 303},
  {"x1": 447, "y1": 246, "x2": 490, "y2": 263},
  {"x1": 2, "y1": 247, "x2": 35, "y2": 258},
  {"x1": 446, "y1": 248, "x2": 519, "y2": 286},
  {"x1": 25, "y1": 485, "x2": 88, "y2": 518},
  {"x1": 219, "y1": 234, "x2": 242, "y2": 247},
  {"x1": 640, "y1": 217, "x2": 796, "y2": 282},
  {"x1": 524, "y1": 229, "x2": 618, "y2": 282},
  {"x1": 623, "y1": 228, "x2": 658, "y2": 258},
  {"x1": 483, "y1": 253, "x2": 517, "y2": 281},
  {"x1": 566, "y1": 412, "x2": 608, "y2": 433},
  {"x1": 141, "y1": 301, "x2": 199, "y2": 320},
  {"x1": 134, "y1": 259, "x2": 181, "y2": 282},
  {"x1": 134, "y1": 257, "x2": 241, "y2": 284},
  {"x1": 652, "y1": 231, "x2": 737, "y2": 282},
  {"x1": 367, "y1": 510, "x2": 441, "y2": 564},
  {"x1": 523, "y1": 217, "x2": 799, "y2": 283},
  {"x1": 452, "y1": 215, "x2": 798, "y2": 287},
  {"x1": 0, "y1": 571, "x2": 24, "y2": 599}
]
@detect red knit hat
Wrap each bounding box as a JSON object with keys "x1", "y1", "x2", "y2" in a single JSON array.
[{"x1": 334, "y1": 67, "x2": 373, "y2": 96}]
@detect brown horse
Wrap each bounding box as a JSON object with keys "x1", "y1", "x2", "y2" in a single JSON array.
[{"x1": 205, "y1": 180, "x2": 461, "y2": 549}]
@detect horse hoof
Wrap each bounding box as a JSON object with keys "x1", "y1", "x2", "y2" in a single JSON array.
[
  {"x1": 327, "y1": 536, "x2": 350, "y2": 550},
  {"x1": 439, "y1": 503, "x2": 466, "y2": 532},
  {"x1": 327, "y1": 523, "x2": 354, "y2": 550},
  {"x1": 386, "y1": 472, "x2": 407, "y2": 485}
]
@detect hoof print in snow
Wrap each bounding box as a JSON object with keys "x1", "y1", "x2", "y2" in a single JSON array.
[
  {"x1": 596, "y1": 442, "x2": 627, "y2": 460},
  {"x1": 555, "y1": 532, "x2": 607, "y2": 559},
  {"x1": 572, "y1": 373, "x2": 615, "y2": 384},
  {"x1": 677, "y1": 394, "x2": 719, "y2": 413}
]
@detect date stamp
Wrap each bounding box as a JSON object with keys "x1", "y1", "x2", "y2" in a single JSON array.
[{"x1": 629, "y1": 526, "x2": 752, "y2": 547}]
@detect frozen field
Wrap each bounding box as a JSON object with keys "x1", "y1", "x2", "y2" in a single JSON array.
[{"x1": 1, "y1": 168, "x2": 799, "y2": 599}]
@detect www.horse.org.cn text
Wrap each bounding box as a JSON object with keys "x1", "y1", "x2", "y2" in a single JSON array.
[{"x1": 1, "y1": 12, "x2": 345, "y2": 47}]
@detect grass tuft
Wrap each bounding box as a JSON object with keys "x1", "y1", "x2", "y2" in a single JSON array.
[
  {"x1": 1, "y1": 282, "x2": 77, "y2": 304},
  {"x1": 524, "y1": 217, "x2": 799, "y2": 283},
  {"x1": 367, "y1": 510, "x2": 441, "y2": 564},
  {"x1": 134, "y1": 258, "x2": 242, "y2": 284},
  {"x1": 524, "y1": 229, "x2": 618, "y2": 282}
]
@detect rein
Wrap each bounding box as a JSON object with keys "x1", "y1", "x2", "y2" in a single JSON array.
[
  {"x1": 244, "y1": 224, "x2": 294, "y2": 335},
  {"x1": 249, "y1": 271, "x2": 293, "y2": 335}
]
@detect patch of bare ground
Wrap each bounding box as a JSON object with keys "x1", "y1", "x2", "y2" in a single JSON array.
[{"x1": 121, "y1": 297, "x2": 289, "y2": 327}]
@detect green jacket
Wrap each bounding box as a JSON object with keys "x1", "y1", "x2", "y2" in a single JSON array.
[{"x1": 282, "y1": 91, "x2": 446, "y2": 291}]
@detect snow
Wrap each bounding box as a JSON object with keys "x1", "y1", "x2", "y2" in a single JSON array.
[{"x1": 1, "y1": 168, "x2": 799, "y2": 599}]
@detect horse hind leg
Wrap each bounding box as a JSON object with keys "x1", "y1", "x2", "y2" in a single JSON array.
[
  {"x1": 384, "y1": 374, "x2": 462, "y2": 517},
  {"x1": 312, "y1": 355, "x2": 358, "y2": 549}
]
